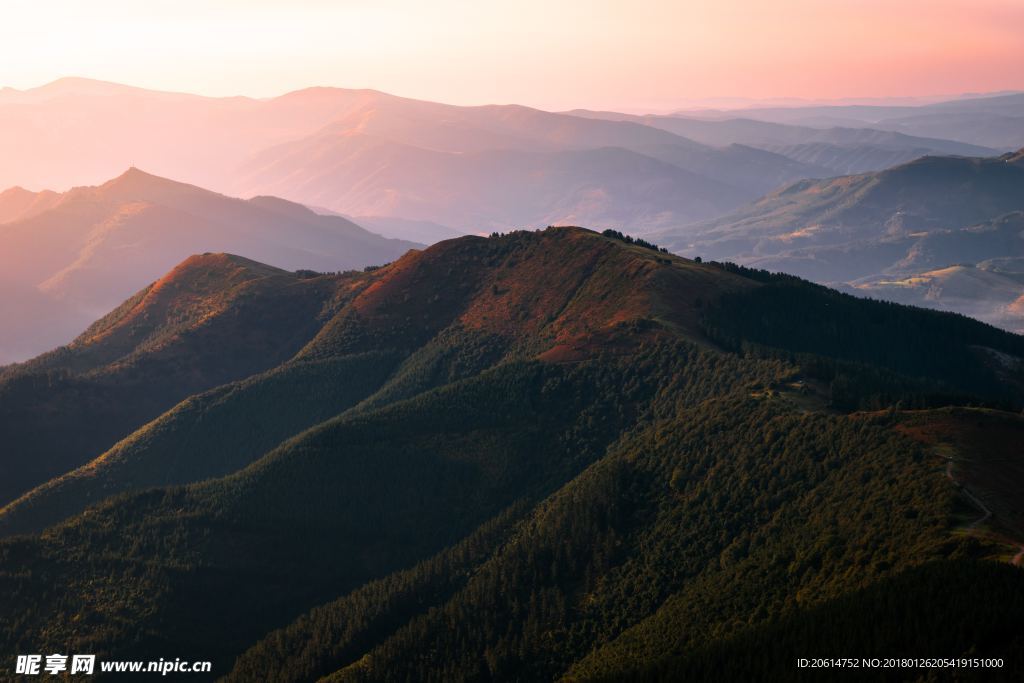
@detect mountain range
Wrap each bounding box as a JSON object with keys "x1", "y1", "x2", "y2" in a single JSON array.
[
  {"x1": 568, "y1": 108, "x2": 998, "y2": 175},
  {"x1": 6, "y1": 67, "x2": 1024, "y2": 683},
  {"x1": 0, "y1": 168, "x2": 416, "y2": 364},
  {"x1": 670, "y1": 91, "x2": 1024, "y2": 150},
  {"x1": 4, "y1": 78, "x2": 1015, "y2": 241},
  {"x1": 1, "y1": 227, "x2": 1022, "y2": 680},
  {"x1": 656, "y1": 149, "x2": 1024, "y2": 332}
]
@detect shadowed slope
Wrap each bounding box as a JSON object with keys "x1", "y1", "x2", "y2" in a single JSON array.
[
  {"x1": 0, "y1": 228, "x2": 1022, "y2": 682},
  {"x1": 0, "y1": 253, "x2": 343, "y2": 506}
]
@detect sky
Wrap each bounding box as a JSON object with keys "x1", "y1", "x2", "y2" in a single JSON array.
[{"x1": 2, "y1": 0, "x2": 1023, "y2": 111}]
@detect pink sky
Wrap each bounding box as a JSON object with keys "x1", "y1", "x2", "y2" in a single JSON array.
[{"x1": 2, "y1": 0, "x2": 1023, "y2": 111}]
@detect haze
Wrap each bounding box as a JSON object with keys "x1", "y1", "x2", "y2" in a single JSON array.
[{"x1": 3, "y1": 0, "x2": 1024, "y2": 111}]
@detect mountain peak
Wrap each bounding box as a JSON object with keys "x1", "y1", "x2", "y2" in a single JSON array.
[
  {"x1": 8, "y1": 77, "x2": 145, "y2": 101},
  {"x1": 112, "y1": 165, "x2": 156, "y2": 182},
  {"x1": 172, "y1": 252, "x2": 288, "y2": 277},
  {"x1": 0, "y1": 185, "x2": 62, "y2": 223},
  {"x1": 40, "y1": 76, "x2": 120, "y2": 89},
  {"x1": 92, "y1": 167, "x2": 217, "y2": 203},
  {"x1": 0, "y1": 185, "x2": 34, "y2": 199},
  {"x1": 72, "y1": 252, "x2": 296, "y2": 353}
]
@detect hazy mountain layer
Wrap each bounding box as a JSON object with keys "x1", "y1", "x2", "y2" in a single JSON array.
[
  {"x1": 668, "y1": 91, "x2": 1024, "y2": 150},
  {"x1": 0, "y1": 168, "x2": 416, "y2": 364},
  {"x1": 233, "y1": 137, "x2": 751, "y2": 233},
  {"x1": 652, "y1": 150, "x2": 1024, "y2": 332},
  {"x1": 567, "y1": 108, "x2": 999, "y2": 172},
  {"x1": 2, "y1": 77, "x2": 973, "y2": 240}
]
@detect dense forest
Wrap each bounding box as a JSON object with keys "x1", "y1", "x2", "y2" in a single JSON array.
[
  {"x1": 617, "y1": 561, "x2": 1024, "y2": 682},
  {"x1": 702, "y1": 262, "x2": 1024, "y2": 409},
  {"x1": 0, "y1": 254, "x2": 346, "y2": 507},
  {"x1": 1, "y1": 227, "x2": 1022, "y2": 681}
]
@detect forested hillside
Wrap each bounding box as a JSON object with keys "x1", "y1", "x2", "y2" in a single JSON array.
[
  {"x1": 1, "y1": 227, "x2": 1022, "y2": 681},
  {"x1": 0, "y1": 254, "x2": 345, "y2": 507}
]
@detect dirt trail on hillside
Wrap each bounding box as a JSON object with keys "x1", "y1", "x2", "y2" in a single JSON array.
[
  {"x1": 944, "y1": 459, "x2": 992, "y2": 529},
  {"x1": 944, "y1": 457, "x2": 1024, "y2": 563}
]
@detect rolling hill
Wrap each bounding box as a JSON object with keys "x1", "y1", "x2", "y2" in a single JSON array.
[
  {"x1": 0, "y1": 253, "x2": 347, "y2": 507},
  {"x1": 852, "y1": 262, "x2": 1024, "y2": 334},
  {"x1": 0, "y1": 168, "x2": 416, "y2": 364},
  {"x1": 1, "y1": 227, "x2": 1022, "y2": 681},
  {"x1": 754, "y1": 141, "x2": 947, "y2": 175},
  {"x1": 659, "y1": 150, "x2": 1024, "y2": 257},
  {"x1": 652, "y1": 151, "x2": 1024, "y2": 331}
]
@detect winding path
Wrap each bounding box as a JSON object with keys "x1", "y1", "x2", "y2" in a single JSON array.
[
  {"x1": 944, "y1": 457, "x2": 1024, "y2": 564},
  {"x1": 944, "y1": 459, "x2": 992, "y2": 529}
]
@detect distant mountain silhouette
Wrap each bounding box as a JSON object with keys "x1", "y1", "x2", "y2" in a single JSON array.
[
  {"x1": 333, "y1": 214, "x2": 468, "y2": 243},
  {"x1": 0, "y1": 79, "x2": 840, "y2": 234},
  {"x1": 664, "y1": 92, "x2": 1024, "y2": 150},
  {"x1": 567, "y1": 108, "x2": 998, "y2": 174},
  {"x1": 225, "y1": 91, "x2": 830, "y2": 227},
  {"x1": 0, "y1": 168, "x2": 417, "y2": 363},
  {"x1": 655, "y1": 150, "x2": 1024, "y2": 331},
  {"x1": 0, "y1": 186, "x2": 61, "y2": 222},
  {"x1": 233, "y1": 136, "x2": 751, "y2": 232}
]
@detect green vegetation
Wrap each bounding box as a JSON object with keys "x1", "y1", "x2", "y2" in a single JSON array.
[
  {"x1": 313, "y1": 401, "x2": 979, "y2": 682},
  {"x1": 600, "y1": 229, "x2": 669, "y2": 254},
  {"x1": 0, "y1": 344, "x2": 782, "y2": 673},
  {"x1": 612, "y1": 561, "x2": 1024, "y2": 682},
  {"x1": 0, "y1": 255, "x2": 345, "y2": 507},
  {"x1": 0, "y1": 227, "x2": 1021, "y2": 681},
  {"x1": 702, "y1": 264, "x2": 1024, "y2": 409},
  {"x1": 0, "y1": 352, "x2": 401, "y2": 536}
]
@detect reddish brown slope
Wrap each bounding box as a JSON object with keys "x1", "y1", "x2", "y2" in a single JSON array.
[{"x1": 299, "y1": 226, "x2": 752, "y2": 363}]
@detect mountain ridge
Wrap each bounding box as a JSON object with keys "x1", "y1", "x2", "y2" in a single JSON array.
[
  {"x1": 651, "y1": 147, "x2": 1024, "y2": 332},
  {"x1": 0, "y1": 168, "x2": 417, "y2": 364},
  {"x1": 3, "y1": 78, "x2": 976, "y2": 238},
  {"x1": 0, "y1": 250, "x2": 348, "y2": 507},
  {"x1": 0, "y1": 226, "x2": 1022, "y2": 679}
]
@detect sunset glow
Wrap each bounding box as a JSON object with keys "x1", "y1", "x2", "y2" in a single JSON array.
[{"x1": 2, "y1": 0, "x2": 1023, "y2": 110}]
